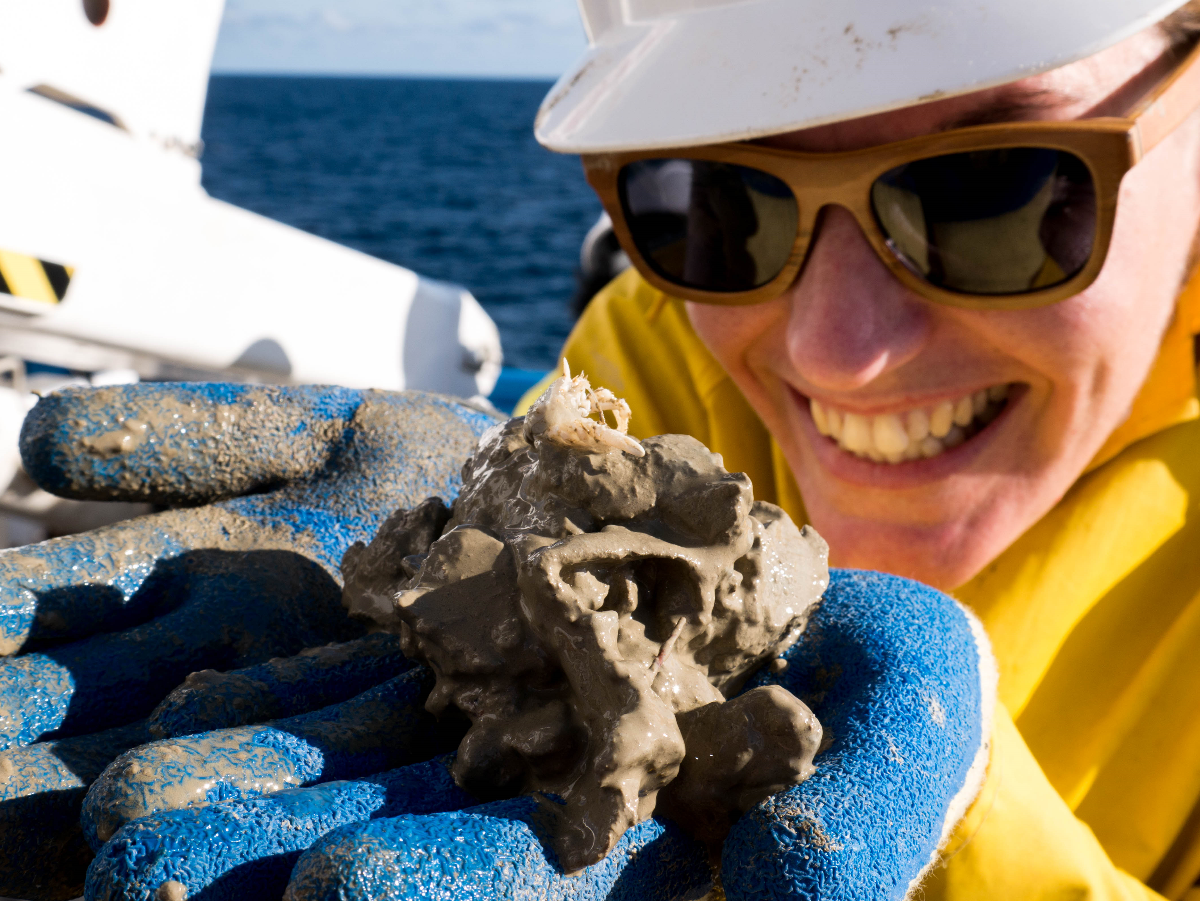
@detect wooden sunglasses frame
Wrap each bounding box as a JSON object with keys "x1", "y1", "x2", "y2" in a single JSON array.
[{"x1": 582, "y1": 41, "x2": 1200, "y2": 310}]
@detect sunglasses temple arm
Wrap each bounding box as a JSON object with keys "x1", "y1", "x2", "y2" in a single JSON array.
[{"x1": 1130, "y1": 41, "x2": 1200, "y2": 158}]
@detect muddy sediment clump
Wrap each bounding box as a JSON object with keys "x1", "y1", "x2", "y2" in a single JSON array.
[{"x1": 342, "y1": 367, "x2": 829, "y2": 871}]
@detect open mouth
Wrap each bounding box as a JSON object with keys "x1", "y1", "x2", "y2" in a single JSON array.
[{"x1": 809, "y1": 385, "x2": 1012, "y2": 464}]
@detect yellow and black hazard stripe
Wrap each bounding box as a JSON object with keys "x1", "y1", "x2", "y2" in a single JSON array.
[{"x1": 0, "y1": 250, "x2": 73, "y2": 305}]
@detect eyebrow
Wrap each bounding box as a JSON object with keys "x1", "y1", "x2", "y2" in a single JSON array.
[{"x1": 938, "y1": 88, "x2": 1073, "y2": 131}]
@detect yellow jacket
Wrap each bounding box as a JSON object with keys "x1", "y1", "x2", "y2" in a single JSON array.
[{"x1": 519, "y1": 268, "x2": 1200, "y2": 900}]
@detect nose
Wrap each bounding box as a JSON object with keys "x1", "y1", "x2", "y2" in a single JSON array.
[{"x1": 783, "y1": 206, "x2": 932, "y2": 393}]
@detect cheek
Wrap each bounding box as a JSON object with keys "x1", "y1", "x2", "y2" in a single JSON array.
[
  {"x1": 1047, "y1": 150, "x2": 1199, "y2": 409},
  {"x1": 971, "y1": 303, "x2": 1101, "y2": 403},
  {"x1": 962, "y1": 288, "x2": 1162, "y2": 469},
  {"x1": 685, "y1": 302, "x2": 787, "y2": 373}
]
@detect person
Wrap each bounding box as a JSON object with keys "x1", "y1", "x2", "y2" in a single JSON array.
[
  {"x1": 521, "y1": 0, "x2": 1200, "y2": 897},
  {"x1": 5, "y1": 2, "x2": 1198, "y2": 898}
]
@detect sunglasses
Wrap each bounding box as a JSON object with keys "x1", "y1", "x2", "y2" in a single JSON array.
[{"x1": 583, "y1": 42, "x2": 1200, "y2": 310}]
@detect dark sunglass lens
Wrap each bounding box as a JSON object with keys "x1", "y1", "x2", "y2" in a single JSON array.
[
  {"x1": 871, "y1": 148, "x2": 1096, "y2": 295},
  {"x1": 619, "y1": 159, "x2": 798, "y2": 292}
]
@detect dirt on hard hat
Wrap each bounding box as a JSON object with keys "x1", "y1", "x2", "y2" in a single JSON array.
[{"x1": 341, "y1": 367, "x2": 827, "y2": 872}]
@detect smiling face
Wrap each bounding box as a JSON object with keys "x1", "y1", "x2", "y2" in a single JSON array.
[{"x1": 686, "y1": 28, "x2": 1200, "y2": 589}]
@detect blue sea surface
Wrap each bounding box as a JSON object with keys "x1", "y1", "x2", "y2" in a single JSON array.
[{"x1": 199, "y1": 75, "x2": 602, "y2": 374}]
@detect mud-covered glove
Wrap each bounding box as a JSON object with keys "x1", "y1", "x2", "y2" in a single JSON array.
[
  {"x1": 0, "y1": 383, "x2": 492, "y2": 898},
  {"x1": 0, "y1": 382, "x2": 993, "y2": 901},
  {"x1": 83, "y1": 571, "x2": 994, "y2": 901},
  {"x1": 1, "y1": 383, "x2": 492, "y2": 736},
  {"x1": 276, "y1": 568, "x2": 994, "y2": 901},
  {"x1": 718, "y1": 568, "x2": 995, "y2": 901}
]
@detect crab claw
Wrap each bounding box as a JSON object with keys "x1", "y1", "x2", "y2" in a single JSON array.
[{"x1": 523, "y1": 360, "x2": 645, "y2": 457}]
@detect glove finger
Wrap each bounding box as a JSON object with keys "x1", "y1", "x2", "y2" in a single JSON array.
[
  {"x1": 0, "y1": 720, "x2": 149, "y2": 899},
  {"x1": 22, "y1": 383, "x2": 495, "y2": 508},
  {"x1": 722, "y1": 569, "x2": 993, "y2": 901},
  {"x1": 0, "y1": 534, "x2": 364, "y2": 747},
  {"x1": 0, "y1": 509, "x2": 191, "y2": 655},
  {"x1": 213, "y1": 391, "x2": 495, "y2": 570},
  {"x1": 0, "y1": 499, "x2": 359, "y2": 655},
  {"x1": 21, "y1": 382, "x2": 365, "y2": 505},
  {"x1": 82, "y1": 665, "x2": 464, "y2": 849},
  {"x1": 283, "y1": 799, "x2": 712, "y2": 901},
  {"x1": 148, "y1": 632, "x2": 411, "y2": 739},
  {"x1": 85, "y1": 754, "x2": 475, "y2": 901},
  {"x1": 4, "y1": 389, "x2": 492, "y2": 654}
]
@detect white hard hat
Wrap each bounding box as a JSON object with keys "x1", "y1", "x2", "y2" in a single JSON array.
[{"x1": 535, "y1": 0, "x2": 1190, "y2": 153}]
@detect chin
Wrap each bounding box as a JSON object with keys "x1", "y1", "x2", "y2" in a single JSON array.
[
  {"x1": 828, "y1": 536, "x2": 987, "y2": 591},
  {"x1": 800, "y1": 487, "x2": 1014, "y2": 591}
]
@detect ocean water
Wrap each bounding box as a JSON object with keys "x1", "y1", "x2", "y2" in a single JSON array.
[{"x1": 199, "y1": 75, "x2": 602, "y2": 374}]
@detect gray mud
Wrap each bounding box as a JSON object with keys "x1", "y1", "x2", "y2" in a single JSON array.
[{"x1": 342, "y1": 417, "x2": 828, "y2": 871}]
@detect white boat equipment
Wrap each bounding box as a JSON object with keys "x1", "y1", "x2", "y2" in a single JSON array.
[{"x1": 0, "y1": 0, "x2": 506, "y2": 545}]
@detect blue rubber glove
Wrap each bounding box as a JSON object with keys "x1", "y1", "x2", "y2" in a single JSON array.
[
  {"x1": 83, "y1": 755, "x2": 478, "y2": 901},
  {"x1": 80, "y1": 570, "x2": 992, "y2": 901},
  {"x1": 720, "y1": 569, "x2": 993, "y2": 900},
  {"x1": 270, "y1": 569, "x2": 992, "y2": 901},
  {"x1": 1, "y1": 383, "x2": 490, "y2": 741},
  {"x1": 0, "y1": 383, "x2": 492, "y2": 896},
  {"x1": 87, "y1": 756, "x2": 712, "y2": 901},
  {"x1": 146, "y1": 632, "x2": 411, "y2": 738}
]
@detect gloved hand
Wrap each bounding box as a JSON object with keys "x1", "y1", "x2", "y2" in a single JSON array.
[
  {"x1": 82, "y1": 569, "x2": 994, "y2": 901},
  {"x1": 0, "y1": 383, "x2": 994, "y2": 901},
  {"x1": 2, "y1": 382, "x2": 491, "y2": 737},
  {"x1": 0, "y1": 383, "x2": 492, "y2": 898},
  {"x1": 281, "y1": 568, "x2": 994, "y2": 901}
]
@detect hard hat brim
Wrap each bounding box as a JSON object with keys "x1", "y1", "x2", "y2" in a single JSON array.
[{"x1": 535, "y1": 0, "x2": 1189, "y2": 153}]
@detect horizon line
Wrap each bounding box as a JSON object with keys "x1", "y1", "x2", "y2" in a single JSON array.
[{"x1": 210, "y1": 68, "x2": 562, "y2": 82}]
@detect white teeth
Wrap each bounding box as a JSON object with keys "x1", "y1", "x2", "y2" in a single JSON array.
[
  {"x1": 810, "y1": 399, "x2": 830, "y2": 436},
  {"x1": 872, "y1": 414, "x2": 908, "y2": 456},
  {"x1": 906, "y1": 408, "x2": 930, "y2": 442},
  {"x1": 842, "y1": 413, "x2": 871, "y2": 453},
  {"x1": 952, "y1": 396, "x2": 974, "y2": 427},
  {"x1": 809, "y1": 385, "x2": 1012, "y2": 464},
  {"x1": 826, "y1": 407, "x2": 843, "y2": 440},
  {"x1": 930, "y1": 402, "x2": 954, "y2": 438}
]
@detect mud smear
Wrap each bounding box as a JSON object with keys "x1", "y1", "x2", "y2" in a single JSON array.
[
  {"x1": 343, "y1": 410, "x2": 828, "y2": 871},
  {"x1": 80, "y1": 419, "x2": 148, "y2": 457}
]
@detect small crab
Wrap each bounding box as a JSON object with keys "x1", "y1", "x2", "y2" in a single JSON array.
[{"x1": 522, "y1": 359, "x2": 645, "y2": 457}]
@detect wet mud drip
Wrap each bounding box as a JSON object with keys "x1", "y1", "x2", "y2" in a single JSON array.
[{"x1": 343, "y1": 383, "x2": 829, "y2": 871}]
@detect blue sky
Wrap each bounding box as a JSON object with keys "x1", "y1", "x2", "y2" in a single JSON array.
[{"x1": 211, "y1": 0, "x2": 589, "y2": 78}]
